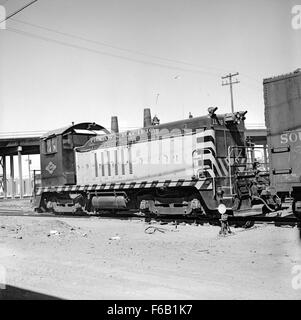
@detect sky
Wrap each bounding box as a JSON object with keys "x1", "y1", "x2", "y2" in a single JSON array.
[{"x1": 0, "y1": 0, "x2": 300, "y2": 135}]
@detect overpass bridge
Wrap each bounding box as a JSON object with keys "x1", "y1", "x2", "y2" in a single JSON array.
[
  {"x1": 0, "y1": 131, "x2": 46, "y2": 199},
  {"x1": 245, "y1": 124, "x2": 267, "y2": 145},
  {"x1": 0, "y1": 125, "x2": 268, "y2": 199}
]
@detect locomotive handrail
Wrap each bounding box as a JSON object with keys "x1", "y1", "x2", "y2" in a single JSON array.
[
  {"x1": 192, "y1": 147, "x2": 215, "y2": 193},
  {"x1": 227, "y1": 145, "x2": 269, "y2": 196}
]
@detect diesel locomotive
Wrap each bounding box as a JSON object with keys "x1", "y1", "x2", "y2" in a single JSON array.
[{"x1": 34, "y1": 107, "x2": 278, "y2": 216}]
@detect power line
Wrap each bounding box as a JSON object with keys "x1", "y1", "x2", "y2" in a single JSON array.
[
  {"x1": 9, "y1": 18, "x2": 228, "y2": 77},
  {"x1": 6, "y1": 19, "x2": 264, "y2": 91},
  {"x1": 0, "y1": 0, "x2": 38, "y2": 24},
  {"x1": 222, "y1": 72, "x2": 240, "y2": 113},
  {"x1": 12, "y1": 19, "x2": 232, "y2": 75},
  {"x1": 6, "y1": 26, "x2": 225, "y2": 76}
]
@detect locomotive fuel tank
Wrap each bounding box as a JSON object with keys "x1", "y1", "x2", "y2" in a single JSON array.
[{"x1": 91, "y1": 193, "x2": 128, "y2": 210}]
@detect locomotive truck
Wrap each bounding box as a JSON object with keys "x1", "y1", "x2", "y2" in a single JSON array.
[
  {"x1": 34, "y1": 107, "x2": 278, "y2": 216},
  {"x1": 264, "y1": 68, "x2": 301, "y2": 219}
]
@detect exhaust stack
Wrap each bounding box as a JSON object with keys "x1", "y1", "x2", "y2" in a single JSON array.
[
  {"x1": 143, "y1": 108, "x2": 152, "y2": 127},
  {"x1": 111, "y1": 116, "x2": 119, "y2": 133}
]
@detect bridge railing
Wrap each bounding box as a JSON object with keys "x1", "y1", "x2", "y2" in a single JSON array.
[{"x1": 0, "y1": 130, "x2": 47, "y2": 140}]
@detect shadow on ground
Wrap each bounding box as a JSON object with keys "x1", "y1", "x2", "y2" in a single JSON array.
[{"x1": 0, "y1": 285, "x2": 63, "y2": 300}]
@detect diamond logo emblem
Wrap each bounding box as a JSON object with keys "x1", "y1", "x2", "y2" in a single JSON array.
[{"x1": 46, "y1": 161, "x2": 57, "y2": 175}]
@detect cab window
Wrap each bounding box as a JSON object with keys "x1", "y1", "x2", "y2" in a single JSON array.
[
  {"x1": 63, "y1": 134, "x2": 73, "y2": 149},
  {"x1": 45, "y1": 137, "x2": 57, "y2": 154}
]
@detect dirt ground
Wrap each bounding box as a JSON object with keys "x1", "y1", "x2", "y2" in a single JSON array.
[{"x1": 0, "y1": 200, "x2": 300, "y2": 300}]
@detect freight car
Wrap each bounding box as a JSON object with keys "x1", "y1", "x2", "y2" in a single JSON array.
[
  {"x1": 34, "y1": 108, "x2": 278, "y2": 216},
  {"x1": 264, "y1": 69, "x2": 301, "y2": 219}
]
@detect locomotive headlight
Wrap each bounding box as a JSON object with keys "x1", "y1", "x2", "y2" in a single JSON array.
[
  {"x1": 208, "y1": 107, "x2": 218, "y2": 117},
  {"x1": 235, "y1": 112, "x2": 241, "y2": 120},
  {"x1": 239, "y1": 110, "x2": 248, "y2": 120},
  {"x1": 217, "y1": 203, "x2": 227, "y2": 214}
]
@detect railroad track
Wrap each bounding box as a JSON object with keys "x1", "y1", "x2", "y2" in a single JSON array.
[{"x1": 0, "y1": 207, "x2": 299, "y2": 228}]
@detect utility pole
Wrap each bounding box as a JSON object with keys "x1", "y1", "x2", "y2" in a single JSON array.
[
  {"x1": 155, "y1": 93, "x2": 160, "y2": 106},
  {"x1": 222, "y1": 72, "x2": 240, "y2": 113}
]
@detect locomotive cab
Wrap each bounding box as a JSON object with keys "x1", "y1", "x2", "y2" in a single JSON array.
[{"x1": 40, "y1": 122, "x2": 109, "y2": 187}]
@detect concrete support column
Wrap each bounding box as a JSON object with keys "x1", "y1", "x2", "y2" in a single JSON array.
[
  {"x1": 2, "y1": 156, "x2": 7, "y2": 199},
  {"x1": 27, "y1": 155, "x2": 32, "y2": 196},
  {"x1": 10, "y1": 155, "x2": 15, "y2": 198},
  {"x1": 18, "y1": 146, "x2": 23, "y2": 199}
]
